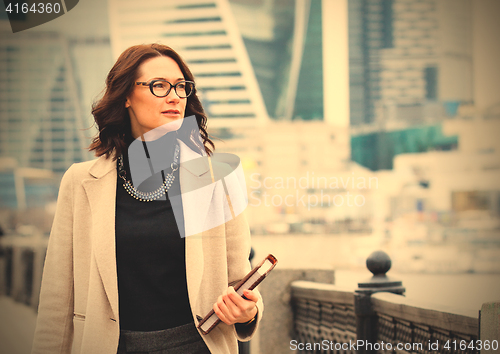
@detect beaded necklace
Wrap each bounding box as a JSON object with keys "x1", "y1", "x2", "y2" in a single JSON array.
[{"x1": 118, "y1": 144, "x2": 180, "y2": 202}]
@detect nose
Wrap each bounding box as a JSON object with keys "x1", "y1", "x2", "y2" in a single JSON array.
[{"x1": 165, "y1": 87, "x2": 180, "y2": 102}]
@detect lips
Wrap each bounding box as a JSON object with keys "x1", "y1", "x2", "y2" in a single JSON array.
[{"x1": 162, "y1": 109, "x2": 180, "y2": 115}]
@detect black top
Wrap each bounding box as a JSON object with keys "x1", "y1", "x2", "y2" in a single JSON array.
[{"x1": 115, "y1": 136, "x2": 193, "y2": 331}]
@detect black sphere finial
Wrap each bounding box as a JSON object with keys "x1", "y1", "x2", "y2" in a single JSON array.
[{"x1": 366, "y1": 250, "x2": 391, "y2": 276}]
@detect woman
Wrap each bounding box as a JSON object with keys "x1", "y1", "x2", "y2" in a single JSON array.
[{"x1": 31, "y1": 43, "x2": 262, "y2": 354}]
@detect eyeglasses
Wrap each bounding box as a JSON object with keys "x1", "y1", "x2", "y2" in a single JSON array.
[{"x1": 135, "y1": 79, "x2": 195, "y2": 98}]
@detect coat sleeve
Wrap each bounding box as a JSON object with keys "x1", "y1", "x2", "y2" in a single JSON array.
[
  {"x1": 32, "y1": 165, "x2": 76, "y2": 354},
  {"x1": 221, "y1": 162, "x2": 263, "y2": 342}
]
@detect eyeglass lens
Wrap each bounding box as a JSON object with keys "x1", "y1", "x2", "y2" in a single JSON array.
[{"x1": 151, "y1": 81, "x2": 194, "y2": 98}]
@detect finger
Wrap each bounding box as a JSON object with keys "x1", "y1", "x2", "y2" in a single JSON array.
[
  {"x1": 226, "y1": 287, "x2": 246, "y2": 307},
  {"x1": 223, "y1": 290, "x2": 242, "y2": 316},
  {"x1": 217, "y1": 295, "x2": 230, "y2": 314},
  {"x1": 219, "y1": 294, "x2": 238, "y2": 323},
  {"x1": 227, "y1": 286, "x2": 255, "y2": 305},
  {"x1": 213, "y1": 299, "x2": 232, "y2": 325},
  {"x1": 242, "y1": 289, "x2": 259, "y2": 303},
  {"x1": 213, "y1": 303, "x2": 230, "y2": 325}
]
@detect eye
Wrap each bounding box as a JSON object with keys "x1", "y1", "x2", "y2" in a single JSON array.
[
  {"x1": 152, "y1": 81, "x2": 167, "y2": 88},
  {"x1": 177, "y1": 83, "x2": 186, "y2": 89}
]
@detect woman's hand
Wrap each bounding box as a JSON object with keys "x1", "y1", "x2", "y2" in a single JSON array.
[{"x1": 213, "y1": 286, "x2": 258, "y2": 325}]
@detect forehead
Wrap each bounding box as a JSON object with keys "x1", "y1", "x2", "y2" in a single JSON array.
[{"x1": 137, "y1": 56, "x2": 184, "y2": 80}]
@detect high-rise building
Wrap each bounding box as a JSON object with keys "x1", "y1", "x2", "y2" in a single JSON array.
[
  {"x1": 349, "y1": 0, "x2": 473, "y2": 127},
  {"x1": 0, "y1": 24, "x2": 88, "y2": 173},
  {"x1": 68, "y1": 36, "x2": 114, "y2": 130},
  {"x1": 0, "y1": 1, "x2": 113, "y2": 174},
  {"x1": 108, "y1": 0, "x2": 269, "y2": 127},
  {"x1": 348, "y1": 0, "x2": 475, "y2": 170},
  {"x1": 229, "y1": 0, "x2": 325, "y2": 121}
]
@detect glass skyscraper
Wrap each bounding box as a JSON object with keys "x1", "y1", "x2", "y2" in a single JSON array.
[
  {"x1": 0, "y1": 4, "x2": 113, "y2": 174},
  {"x1": 0, "y1": 27, "x2": 87, "y2": 173},
  {"x1": 348, "y1": 0, "x2": 472, "y2": 170},
  {"x1": 229, "y1": 0, "x2": 324, "y2": 121},
  {"x1": 108, "y1": 0, "x2": 269, "y2": 127}
]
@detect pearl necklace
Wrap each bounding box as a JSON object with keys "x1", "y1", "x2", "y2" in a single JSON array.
[{"x1": 118, "y1": 144, "x2": 180, "y2": 202}]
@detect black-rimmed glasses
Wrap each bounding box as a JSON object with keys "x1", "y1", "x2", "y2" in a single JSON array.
[{"x1": 135, "y1": 79, "x2": 195, "y2": 98}]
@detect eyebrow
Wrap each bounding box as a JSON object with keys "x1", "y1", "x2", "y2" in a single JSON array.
[{"x1": 149, "y1": 77, "x2": 185, "y2": 82}]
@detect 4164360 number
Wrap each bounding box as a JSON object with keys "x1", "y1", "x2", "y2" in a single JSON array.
[
  {"x1": 443, "y1": 339, "x2": 498, "y2": 351},
  {"x1": 5, "y1": 2, "x2": 61, "y2": 14}
]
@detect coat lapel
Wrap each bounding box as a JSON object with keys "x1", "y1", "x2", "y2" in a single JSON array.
[{"x1": 81, "y1": 156, "x2": 119, "y2": 320}]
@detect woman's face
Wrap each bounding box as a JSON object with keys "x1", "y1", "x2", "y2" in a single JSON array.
[{"x1": 125, "y1": 56, "x2": 188, "y2": 139}]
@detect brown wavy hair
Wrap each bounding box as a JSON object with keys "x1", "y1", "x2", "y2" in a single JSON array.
[{"x1": 89, "y1": 43, "x2": 214, "y2": 158}]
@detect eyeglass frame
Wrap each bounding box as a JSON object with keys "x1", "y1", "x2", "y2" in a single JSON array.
[{"x1": 135, "y1": 79, "x2": 196, "y2": 98}]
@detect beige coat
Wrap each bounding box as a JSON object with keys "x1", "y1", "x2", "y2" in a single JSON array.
[{"x1": 31, "y1": 140, "x2": 263, "y2": 354}]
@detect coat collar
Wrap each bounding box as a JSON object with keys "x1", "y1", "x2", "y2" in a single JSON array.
[{"x1": 87, "y1": 153, "x2": 115, "y2": 179}]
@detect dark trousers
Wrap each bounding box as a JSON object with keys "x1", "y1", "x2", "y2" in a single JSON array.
[{"x1": 117, "y1": 322, "x2": 211, "y2": 354}]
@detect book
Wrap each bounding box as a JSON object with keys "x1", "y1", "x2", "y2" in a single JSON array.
[{"x1": 197, "y1": 254, "x2": 278, "y2": 335}]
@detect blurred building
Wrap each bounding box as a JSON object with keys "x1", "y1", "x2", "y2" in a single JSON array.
[
  {"x1": 69, "y1": 37, "x2": 114, "y2": 131},
  {"x1": 213, "y1": 122, "x2": 356, "y2": 234},
  {"x1": 371, "y1": 116, "x2": 500, "y2": 272},
  {"x1": 207, "y1": 0, "x2": 352, "y2": 232},
  {"x1": 108, "y1": 0, "x2": 269, "y2": 127},
  {"x1": 0, "y1": 157, "x2": 57, "y2": 232},
  {"x1": 0, "y1": 27, "x2": 87, "y2": 173},
  {"x1": 227, "y1": 0, "x2": 482, "y2": 171},
  {"x1": 0, "y1": 158, "x2": 55, "y2": 210},
  {"x1": 348, "y1": 0, "x2": 473, "y2": 126},
  {"x1": 347, "y1": 0, "x2": 498, "y2": 171},
  {"x1": 229, "y1": 0, "x2": 324, "y2": 121},
  {"x1": 0, "y1": 0, "x2": 114, "y2": 236},
  {"x1": 0, "y1": 6, "x2": 113, "y2": 175}
]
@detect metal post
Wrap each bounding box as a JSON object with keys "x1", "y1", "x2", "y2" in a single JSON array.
[{"x1": 354, "y1": 250, "x2": 405, "y2": 354}]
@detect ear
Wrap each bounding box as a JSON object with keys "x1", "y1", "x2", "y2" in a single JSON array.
[{"x1": 125, "y1": 98, "x2": 130, "y2": 108}]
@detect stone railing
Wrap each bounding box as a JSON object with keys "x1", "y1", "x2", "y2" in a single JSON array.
[
  {"x1": 0, "y1": 231, "x2": 47, "y2": 309},
  {"x1": 369, "y1": 292, "x2": 478, "y2": 354},
  {"x1": 292, "y1": 281, "x2": 356, "y2": 354},
  {"x1": 290, "y1": 251, "x2": 498, "y2": 354}
]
